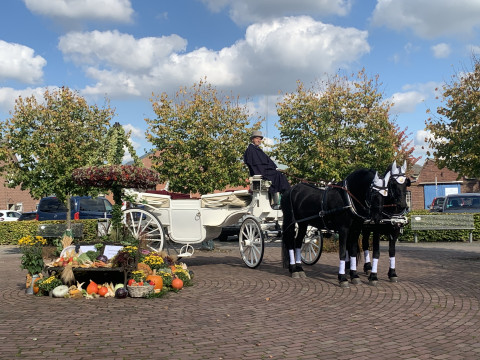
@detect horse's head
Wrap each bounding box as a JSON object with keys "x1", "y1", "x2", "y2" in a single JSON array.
[
  {"x1": 368, "y1": 171, "x2": 391, "y2": 223},
  {"x1": 386, "y1": 160, "x2": 411, "y2": 213}
]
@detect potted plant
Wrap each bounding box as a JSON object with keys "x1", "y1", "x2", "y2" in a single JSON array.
[
  {"x1": 18, "y1": 235, "x2": 47, "y2": 294},
  {"x1": 36, "y1": 275, "x2": 63, "y2": 296}
]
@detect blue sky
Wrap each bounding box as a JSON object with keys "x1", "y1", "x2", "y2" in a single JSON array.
[{"x1": 1, "y1": 0, "x2": 480, "y2": 165}]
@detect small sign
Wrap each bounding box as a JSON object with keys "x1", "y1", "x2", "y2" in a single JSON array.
[
  {"x1": 79, "y1": 245, "x2": 96, "y2": 254},
  {"x1": 103, "y1": 245, "x2": 124, "y2": 260}
]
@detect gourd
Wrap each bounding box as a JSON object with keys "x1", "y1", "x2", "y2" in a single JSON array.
[
  {"x1": 52, "y1": 285, "x2": 69, "y2": 298},
  {"x1": 146, "y1": 274, "x2": 163, "y2": 291},
  {"x1": 86, "y1": 280, "x2": 99, "y2": 294},
  {"x1": 171, "y1": 277, "x2": 183, "y2": 290}
]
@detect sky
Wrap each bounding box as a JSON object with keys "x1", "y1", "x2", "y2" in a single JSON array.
[{"x1": 1, "y1": 0, "x2": 480, "y2": 165}]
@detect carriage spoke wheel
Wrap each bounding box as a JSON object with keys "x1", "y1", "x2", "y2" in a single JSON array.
[
  {"x1": 301, "y1": 226, "x2": 323, "y2": 265},
  {"x1": 123, "y1": 208, "x2": 165, "y2": 252},
  {"x1": 239, "y1": 218, "x2": 264, "y2": 268}
]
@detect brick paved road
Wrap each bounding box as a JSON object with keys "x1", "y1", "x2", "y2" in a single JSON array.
[{"x1": 1, "y1": 241, "x2": 480, "y2": 360}]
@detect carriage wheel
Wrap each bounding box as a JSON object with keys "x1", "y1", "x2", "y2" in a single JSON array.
[
  {"x1": 239, "y1": 218, "x2": 264, "y2": 269},
  {"x1": 123, "y1": 208, "x2": 165, "y2": 252},
  {"x1": 301, "y1": 226, "x2": 323, "y2": 265}
]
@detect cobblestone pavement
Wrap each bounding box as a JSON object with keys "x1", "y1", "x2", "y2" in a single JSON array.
[{"x1": 1, "y1": 241, "x2": 480, "y2": 360}]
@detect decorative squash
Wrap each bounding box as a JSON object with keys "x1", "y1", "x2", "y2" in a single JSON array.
[
  {"x1": 97, "y1": 286, "x2": 108, "y2": 297},
  {"x1": 146, "y1": 274, "x2": 163, "y2": 291},
  {"x1": 171, "y1": 277, "x2": 183, "y2": 290},
  {"x1": 86, "y1": 280, "x2": 98, "y2": 294},
  {"x1": 33, "y1": 277, "x2": 41, "y2": 294}
]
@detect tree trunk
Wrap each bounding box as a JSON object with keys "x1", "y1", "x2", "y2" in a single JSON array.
[{"x1": 66, "y1": 194, "x2": 71, "y2": 231}]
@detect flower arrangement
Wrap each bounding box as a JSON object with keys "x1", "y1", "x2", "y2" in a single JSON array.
[
  {"x1": 36, "y1": 275, "x2": 63, "y2": 295},
  {"x1": 18, "y1": 235, "x2": 47, "y2": 275},
  {"x1": 130, "y1": 270, "x2": 146, "y2": 283},
  {"x1": 171, "y1": 264, "x2": 193, "y2": 286},
  {"x1": 142, "y1": 253, "x2": 165, "y2": 270},
  {"x1": 159, "y1": 270, "x2": 173, "y2": 287}
]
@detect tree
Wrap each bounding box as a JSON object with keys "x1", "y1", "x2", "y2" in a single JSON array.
[
  {"x1": 425, "y1": 59, "x2": 480, "y2": 178},
  {"x1": 271, "y1": 69, "x2": 413, "y2": 182},
  {"x1": 145, "y1": 79, "x2": 260, "y2": 194},
  {"x1": 0, "y1": 87, "x2": 114, "y2": 226}
]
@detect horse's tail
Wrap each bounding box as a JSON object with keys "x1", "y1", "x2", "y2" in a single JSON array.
[{"x1": 281, "y1": 188, "x2": 295, "y2": 269}]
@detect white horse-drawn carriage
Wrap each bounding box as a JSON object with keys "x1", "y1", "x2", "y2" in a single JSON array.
[{"x1": 123, "y1": 175, "x2": 324, "y2": 268}]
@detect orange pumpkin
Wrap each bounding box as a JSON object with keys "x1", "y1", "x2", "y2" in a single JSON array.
[
  {"x1": 146, "y1": 274, "x2": 163, "y2": 291},
  {"x1": 33, "y1": 277, "x2": 41, "y2": 294},
  {"x1": 97, "y1": 286, "x2": 108, "y2": 297},
  {"x1": 172, "y1": 277, "x2": 183, "y2": 290},
  {"x1": 86, "y1": 280, "x2": 98, "y2": 294}
]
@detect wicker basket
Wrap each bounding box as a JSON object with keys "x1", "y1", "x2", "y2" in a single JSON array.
[{"x1": 127, "y1": 284, "x2": 154, "y2": 298}]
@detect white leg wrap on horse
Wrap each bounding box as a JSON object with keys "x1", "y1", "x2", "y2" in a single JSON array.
[
  {"x1": 389, "y1": 257, "x2": 395, "y2": 269},
  {"x1": 339, "y1": 260, "x2": 345, "y2": 274},
  {"x1": 289, "y1": 249, "x2": 295, "y2": 265},
  {"x1": 364, "y1": 250, "x2": 370, "y2": 263},
  {"x1": 295, "y1": 248, "x2": 302, "y2": 263},
  {"x1": 372, "y1": 258, "x2": 378, "y2": 273},
  {"x1": 350, "y1": 257, "x2": 357, "y2": 271}
]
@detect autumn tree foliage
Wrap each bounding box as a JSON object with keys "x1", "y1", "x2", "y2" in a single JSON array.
[
  {"x1": 272, "y1": 69, "x2": 413, "y2": 182},
  {"x1": 426, "y1": 59, "x2": 480, "y2": 178},
  {"x1": 145, "y1": 79, "x2": 260, "y2": 194},
  {"x1": 0, "y1": 87, "x2": 114, "y2": 202}
]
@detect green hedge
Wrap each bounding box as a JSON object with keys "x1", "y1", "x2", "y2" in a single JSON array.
[
  {"x1": 398, "y1": 210, "x2": 480, "y2": 242},
  {"x1": 0, "y1": 219, "x2": 100, "y2": 245}
]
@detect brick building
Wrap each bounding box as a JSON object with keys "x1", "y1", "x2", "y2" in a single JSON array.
[
  {"x1": 409, "y1": 158, "x2": 480, "y2": 210},
  {"x1": 0, "y1": 179, "x2": 38, "y2": 212}
]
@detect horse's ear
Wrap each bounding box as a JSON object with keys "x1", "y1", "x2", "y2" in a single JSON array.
[
  {"x1": 383, "y1": 171, "x2": 391, "y2": 185},
  {"x1": 373, "y1": 171, "x2": 380, "y2": 186},
  {"x1": 391, "y1": 160, "x2": 398, "y2": 175},
  {"x1": 401, "y1": 160, "x2": 407, "y2": 174}
]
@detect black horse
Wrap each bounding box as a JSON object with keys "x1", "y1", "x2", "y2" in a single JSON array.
[
  {"x1": 281, "y1": 168, "x2": 390, "y2": 287},
  {"x1": 360, "y1": 160, "x2": 411, "y2": 285}
]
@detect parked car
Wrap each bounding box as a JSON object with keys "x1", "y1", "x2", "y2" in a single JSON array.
[
  {"x1": 0, "y1": 210, "x2": 21, "y2": 221},
  {"x1": 442, "y1": 193, "x2": 480, "y2": 213},
  {"x1": 18, "y1": 211, "x2": 37, "y2": 221},
  {"x1": 429, "y1": 196, "x2": 445, "y2": 212},
  {"x1": 36, "y1": 196, "x2": 113, "y2": 221}
]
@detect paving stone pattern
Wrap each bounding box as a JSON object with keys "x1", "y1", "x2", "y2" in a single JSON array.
[{"x1": 1, "y1": 241, "x2": 480, "y2": 360}]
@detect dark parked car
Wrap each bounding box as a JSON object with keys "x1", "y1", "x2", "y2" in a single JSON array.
[
  {"x1": 442, "y1": 193, "x2": 480, "y2": 213},
  {"x1": 36, "y1": 196, "x2": 113, "y2": 221},
  {"x1": 18, "y1": 212, "x2": 37, "y2": 221},
  {"x1": 429, "y1": 196, "x2": 445, "y2": 212}
]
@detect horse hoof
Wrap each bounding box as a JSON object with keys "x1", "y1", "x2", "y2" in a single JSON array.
[
  {"x1": 339, "y1": 281, "x2": 349, "y2": 288},
  {"x1": 351, "y1": 277, "x2": 362, "y2": 285},
  {"x1": 363, "y1": 262, "x2": 372, "y2": 275},
  {"x1": 389, "y1": 276, "x2": 398, "y2": 283},
  {"x1": 369, "y1": 280, "x2": 378, "y2": 286}
]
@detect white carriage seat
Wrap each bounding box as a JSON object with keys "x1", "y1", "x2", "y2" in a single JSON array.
[
  {"x1": 137, "y1": 193, "x2": 171, "y2": 209},
  {"x1": 201, "y1": 190, "x2": 252, "y2": 208}
]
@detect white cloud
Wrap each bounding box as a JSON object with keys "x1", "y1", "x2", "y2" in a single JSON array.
[
  {"x1": 412, "y1": 129, "x2": 435, "y2": 163},
  {"x1": 389, "y1": 91, "x2": 425, "y2": 114},
  {"x1": 0, "y1": 87, "x2": 58, "y2": 113},
  {"x1": 431, "y1": 43, "x2": 451, "y2": 58},
  {"x1": 58, "y1": 30, "x2": 187, "y2": 72},
  {"x1": 389, "y1": 81, "x2": 442, "y2": 115},
  {"x1": 123, "y1": 123, "x2": 144, "y2": 139},
  {"x1": 372, "y1": 0, "x2": 480, "y2": 39},
  {"x1": 23, "y1": 0, "x2": 134, "y2": 22},
  {"x1": 64, "y1": 17, "x2": 369, "y2": 99},
  {"x1": 201, "y1": 0, "x2": 353, "y2": 25},
  {"x1": 0, "y1": 41, "x2": 46, "y2": 84}
]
